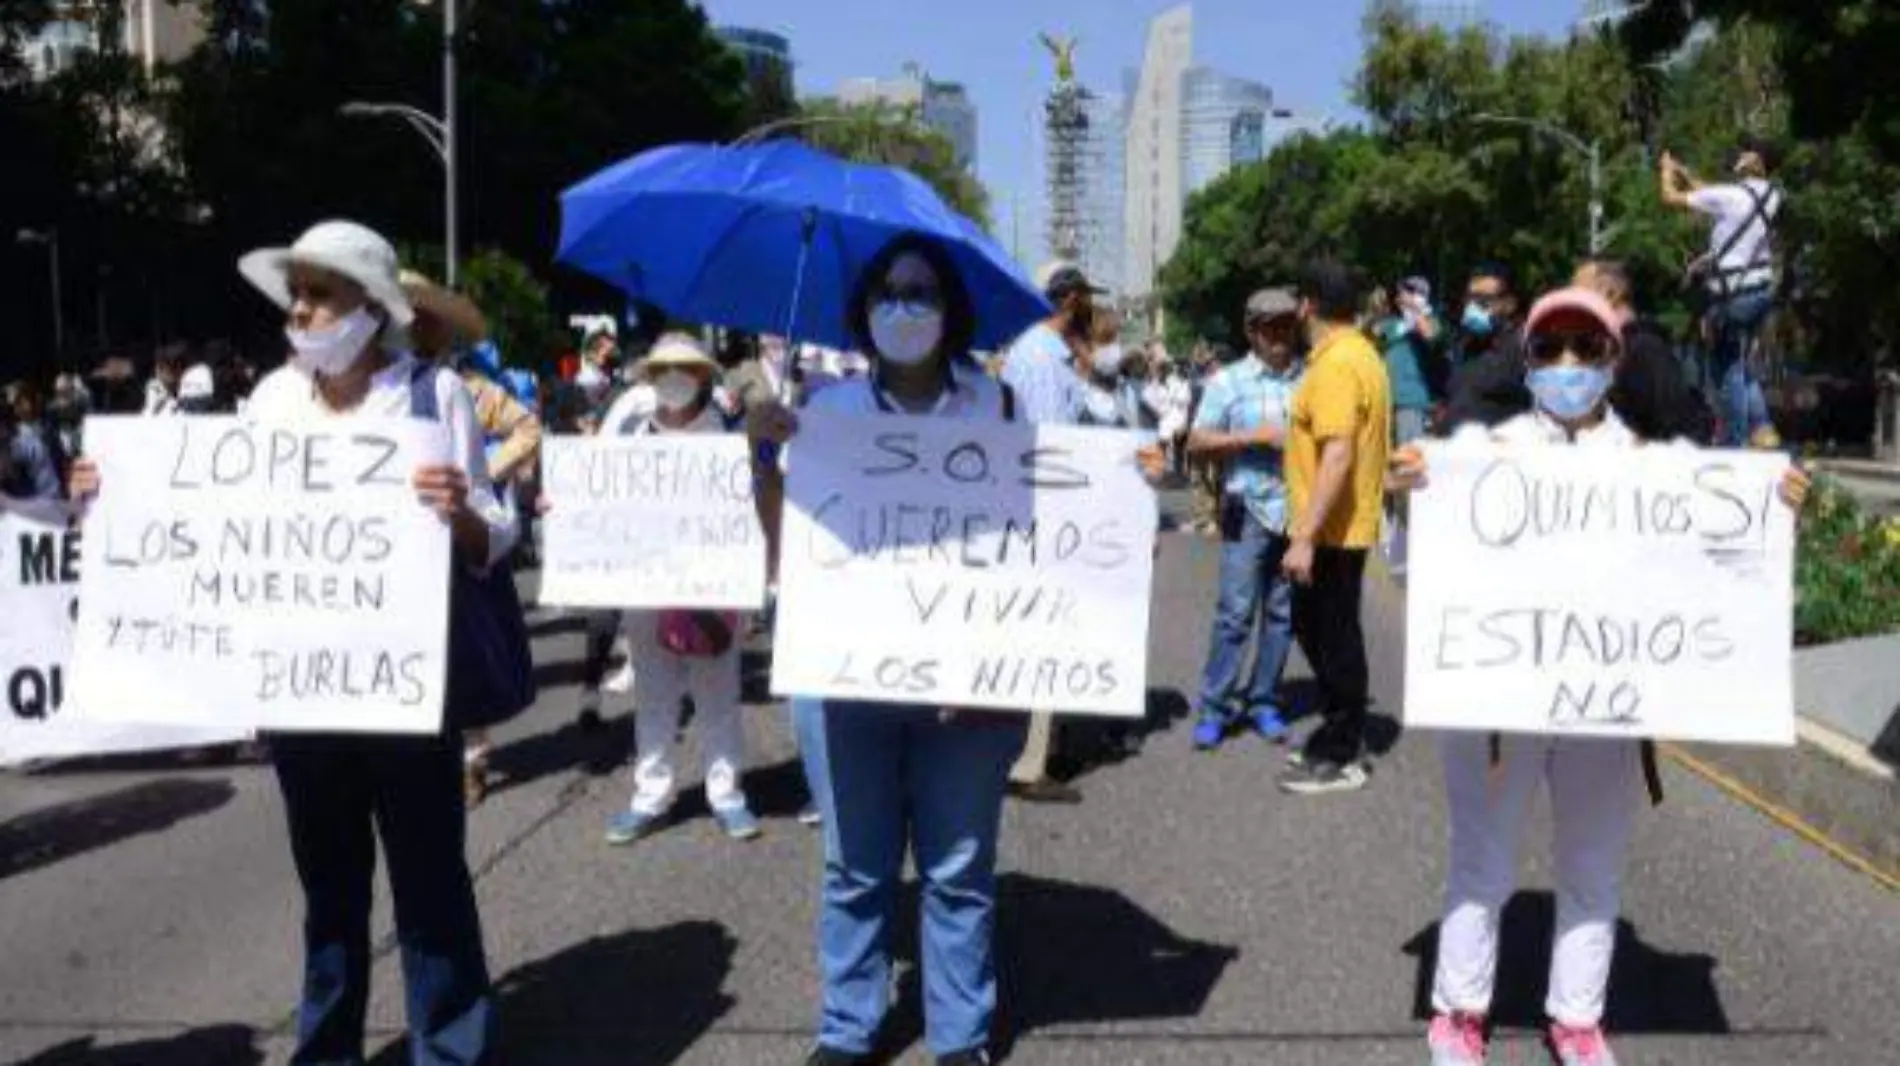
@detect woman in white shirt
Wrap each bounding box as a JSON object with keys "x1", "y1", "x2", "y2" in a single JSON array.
[
  {"x1": 594, "y1": 333, "x2": 761, "y2": 845},
  {"x1": 1392, "y1": 287, "x2": 1806, "y2": 1066},
  {"x1": 74, "y1": 220, "x2": 511, "y2": 1066},
  {"x1": 749, "y1": 234, "x2": 1029, "y2": 1066}
]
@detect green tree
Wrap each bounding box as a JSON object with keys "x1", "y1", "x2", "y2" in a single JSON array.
[
  {"x1": 1159, "y1": 131, "x2": 1381, "y2": 350},
  {"x1": 460, "y1": 247, "x2": 562, "y2": 373},
  {"x1": 1160, "y1": 2, "x2": 1790, "y2": 354},
  {"x1": 792, "y1": 97, "x2": 992, "y2": 230},
  {"x1": 164, "y1": 0, "x2": 748, "y2": 321},
  {"x1": 1623, "y1": 2, "x2": 1900, "y2": 370}
]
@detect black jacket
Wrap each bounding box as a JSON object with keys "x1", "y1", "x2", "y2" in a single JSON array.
[{"x1": 1441, "y1": 319, "x2": 1712, "y2": 443}]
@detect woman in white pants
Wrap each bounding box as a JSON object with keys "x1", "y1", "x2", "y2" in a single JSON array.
[
  {"x1": 1392, "y1": 287, "x2": 1807, "y2": 1066},
  {"x1": 597, "y1": 334, "x2": 760, "y2": 845}
]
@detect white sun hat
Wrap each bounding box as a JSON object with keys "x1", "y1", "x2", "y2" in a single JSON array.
[{"x1": 237, "y1": 220, "x2": 415, "y2": 327}]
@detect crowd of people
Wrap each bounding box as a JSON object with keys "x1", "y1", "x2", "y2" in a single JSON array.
[{"x1": 0, "y1": 132, "x2": 1812, "y2": 1066}]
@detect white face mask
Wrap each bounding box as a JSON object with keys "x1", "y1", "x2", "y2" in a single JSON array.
[
  {"x1": 654, "y1": 370, "x2": 701, "y2": 413},
  {"x1": 287, "y1": 307, "x2": 381, "y2": 377},
  {"x1": 869, "y1": 301, "x2": 943, "y2": 367},
  {"x1": 1093, "y1": 343, "x2": 1126, "y2": 377}
]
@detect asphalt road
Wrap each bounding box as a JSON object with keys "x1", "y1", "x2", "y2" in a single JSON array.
[{"x1": 2, "y1": 527, "x2": 1897, "y2": 1065}]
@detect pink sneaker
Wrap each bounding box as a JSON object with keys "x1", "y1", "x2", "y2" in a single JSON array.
[
  {"x1": 1427, "y1": 1012, "x2": 1487, "y2": 1065},
  {"x1": 1548, "y1": 1022, "x2": 1619, "y2": 1066}
]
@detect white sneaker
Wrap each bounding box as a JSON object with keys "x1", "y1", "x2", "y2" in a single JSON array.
[{"x1": 603, "y1": 661, "x2": 634, "y2": 695}]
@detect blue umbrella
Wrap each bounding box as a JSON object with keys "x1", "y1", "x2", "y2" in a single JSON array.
[{"x1": 557, "y1": 139, "x2": 1050, "y2": 353}]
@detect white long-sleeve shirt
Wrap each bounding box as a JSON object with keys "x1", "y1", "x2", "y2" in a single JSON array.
[{"x1": 246, "y1": 353, "x2": 518, "y2": 569}]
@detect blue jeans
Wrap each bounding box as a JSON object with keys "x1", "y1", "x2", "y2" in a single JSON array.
[
  {"x1": 272, "y1": 733, "x2": 495, "y2": 1066},
  {"x1": 793, "y1": 699, "x2": 1025, "y2": 1057},
  {"x1": 1713, "y1": 288, "x2": 1774, "y2": 446},
  {"x1": 1197, "y1": 499, "x2": 1294, "y2": 721}
]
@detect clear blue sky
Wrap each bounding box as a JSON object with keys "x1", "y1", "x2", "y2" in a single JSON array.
[{"x1": 697, "y1": 1, "x2": 1584, "y2": 259}]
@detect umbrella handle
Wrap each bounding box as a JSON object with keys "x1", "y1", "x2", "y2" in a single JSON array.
[{"x1": 755, "y1": 208, "x2": 819, "y2": 471}]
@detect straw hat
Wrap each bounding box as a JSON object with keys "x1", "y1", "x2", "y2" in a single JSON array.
[
  {"x1": 635, "y1": 332, "x2": 719, "y2": 380},
  {"x1": 399, "y1": 269, "x2": 489, "y2": 343},
  {"x1": 238, "y1": 220, "x2": 414, "y2": 327}
]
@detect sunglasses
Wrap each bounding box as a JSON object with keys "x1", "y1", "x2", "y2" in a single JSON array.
[{"x1": 1525, "y1": 331, "x2": 1618, "y2": 365}]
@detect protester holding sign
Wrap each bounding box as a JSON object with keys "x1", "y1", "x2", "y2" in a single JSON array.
[
  {"x1": 1390, "y1": 287, "x2": 1807, "y2": 1066},
  {"x1": 750, "y1": 234, "x2": 1033, "y2": 1066},
  {"x1": 72, "y1": 220, "x2": 514, "y2": 1066},
  {"x1": 578, "y1": 333, "x2": 763, "y2": 846}
]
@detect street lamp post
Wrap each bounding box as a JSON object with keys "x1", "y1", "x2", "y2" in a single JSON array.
[
  {"x1": 16, "y1": 228, "x2": 64, "y2": 363},
  {"x1": 340, "y1": 0, "x2": 459, "y2": 285},
  {"x1": 1473, "y1": 112, "x2": 1611, "y2": 256}
]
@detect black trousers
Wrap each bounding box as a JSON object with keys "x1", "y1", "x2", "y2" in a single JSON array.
[
  {"x1": 1291, "y1": 546, "x2": 1370, "y2": 764},
  {"x1": 581, "y1": 610, "x2": 624, "y2": 690},
  {"x1": 272, "y1": 732, "x2": 494, "y2": 1065}
]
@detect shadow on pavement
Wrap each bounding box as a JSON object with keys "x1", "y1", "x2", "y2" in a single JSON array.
[
  {"x1": 525, "y1": 611, "x2": 590, "y2": 641},
  {"x1": 0, "y1": 777, "x2": 236, "y2": 881},
  {"x1": 1403, "y1": 890, "x2": 1729, "y2": 1033},
  {"x1": 870, "y1": 873, "x2": 1239, "y2": 1061},
  {"x1": 14, "y1": 1024, "x2": 261, "y2": 1065},
  {"x1": 486, "y1": 713, "x2": 633, "y2": 796},
  {"x1": 1053, "y1": 687, "x2": 1195, "y2": 784},
  {"x1": 365, "y1": 920, "x2": 738, "y2": 1066}
]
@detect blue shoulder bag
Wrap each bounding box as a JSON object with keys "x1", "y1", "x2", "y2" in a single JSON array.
[{"x1": 409, "y1": 363, "x2": 537, "y2": 731}]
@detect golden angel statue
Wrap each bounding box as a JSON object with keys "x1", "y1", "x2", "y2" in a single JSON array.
[{"x1": 1039, "y1": 32, "x2": 1079, "y2": 84}]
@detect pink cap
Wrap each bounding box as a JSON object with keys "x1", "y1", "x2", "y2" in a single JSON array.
[{"x1": 1524, "y1": 286, "x2": 1626, "y2": 336}]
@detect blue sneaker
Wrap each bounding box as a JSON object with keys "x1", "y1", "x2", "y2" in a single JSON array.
[
  {"x1": 714, "y1": 805, "x2": 763, "y2": 841},
  {"x1": 1253, "y1": 710, "x2": 1290, "y2": 742},
  {"x1": 1192, "y1": 715, "x2": 1228, "y2": 750},
  {"x1": 604, "y1": 809, "x2": 662, "y2": 845}
]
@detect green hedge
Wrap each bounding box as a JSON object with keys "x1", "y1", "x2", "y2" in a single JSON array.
[{"x1": 1795, "y1": 478, "x2": 1900, "y2": 645}]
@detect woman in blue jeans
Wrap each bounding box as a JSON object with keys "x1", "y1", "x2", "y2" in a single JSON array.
[{"x1": 749, "y1": 234, "x2": 1029, "y2": 1066}]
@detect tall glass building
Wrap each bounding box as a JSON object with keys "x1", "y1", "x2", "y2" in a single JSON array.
[
  {"x1": 1123, "y1": 4, "x2": 1192, "y2": 301},
  {"x1": 1180, "y1": 66, "x2": 1273, "y2": 198},
  {"x1": 716, "y1": 26, "x2": 795, "y2": 101},
  {"x1": 839, "y1": 64, "x2": 979, "y2": 172}
]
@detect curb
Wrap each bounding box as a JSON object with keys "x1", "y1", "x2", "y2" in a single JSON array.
[
  {"x1": 1812, "y1": 458, "x2": 1900, "y2": 486},
  {"x1": 1662, "y1": 736, "x2": 1900, "y2": 894}
]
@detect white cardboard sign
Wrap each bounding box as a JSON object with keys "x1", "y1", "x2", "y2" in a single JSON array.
[
  {"x1": 773, "y1": 413, "x2": 1157, "y2": 717},
  {"x1": 1, "y1": 499, "x2": 249, "y2": 764},
  {"x1": 537, "y1": 433, "x2": 766, "y2": 609},
  {"x1": 67, "y1": 416, "x2": 454, "y2": 735},
  {"x1": 1404, "y1": 443, "x2": 1796, "y2": 746}
]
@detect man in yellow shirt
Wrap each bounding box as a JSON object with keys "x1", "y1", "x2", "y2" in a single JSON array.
[{"x1": 1279, "y1": 259, "x2": 1391, "y2": 795}]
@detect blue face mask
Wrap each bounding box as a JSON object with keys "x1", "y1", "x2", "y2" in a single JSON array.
[
  {"x1": 1460, "y1": 302, "x2": 1495, "y2": 336},
  {"x1": 1526, "y1": 365, "x2": 1614, "y2": 422}
]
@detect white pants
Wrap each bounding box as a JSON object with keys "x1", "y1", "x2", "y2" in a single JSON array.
[
  {"x1": 1432, "y1": 733, "x2": 1639, "y2": 1027},
  {"x1": 1009, "y1": 712, "x2": 1056, "y2": 783},
  {"x1": 623, "y1": 611, "x2": 747, "y2": 816}
]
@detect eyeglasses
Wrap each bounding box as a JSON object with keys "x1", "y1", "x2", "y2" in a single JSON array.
[
  {"x1": 1525, "y1": 331, "x2": 1618, "y2": 365},
  {"x1": 880, "y1": 282, "x2": 943, "y2": 307}
]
